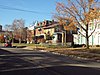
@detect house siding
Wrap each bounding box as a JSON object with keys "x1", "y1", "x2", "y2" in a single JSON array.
[{"x1": 74, "y1": 19, "x2": 100, "y2": 45}]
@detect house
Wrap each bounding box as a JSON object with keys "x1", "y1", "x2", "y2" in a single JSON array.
[
  {"x1": 74, "y1": 19, "x2": 100, "y2": 46},
  {"x1": 27, "y1": 22, "x2": 37, "y2": 44},
  {"x1": 34, "y1": 20, "x2": 65, "y2": 44},
  {"x1": 34, "y1": 20, "x2": 75, "y2": 45}
]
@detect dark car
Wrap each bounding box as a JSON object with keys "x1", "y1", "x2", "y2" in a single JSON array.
[{"x1": 4, "y1": 42, "x2": 12, "y2": 47}]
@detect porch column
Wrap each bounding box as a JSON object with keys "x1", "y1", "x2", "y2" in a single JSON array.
[
  {"x1": 62, "y1": 32, "x2": 64, "y2": 45},
  {"x1": 44, "y1": 34, "x2": 46, "y2": 40},
  {"x1": 65, "y1": 31, "x2": 66, "y2": 44}
]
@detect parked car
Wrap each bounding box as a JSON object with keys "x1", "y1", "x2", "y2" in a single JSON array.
[{"x1": 4, "y1": 42, "x2": 12, "y2": 47}]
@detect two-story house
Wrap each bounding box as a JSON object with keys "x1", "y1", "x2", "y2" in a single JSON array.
[
  {"x1": 74, "y1": 19, "x2": 100, "y2": 46},
  {"x1": 34, "y1": 20, "x2": 74, "y2": 45}
]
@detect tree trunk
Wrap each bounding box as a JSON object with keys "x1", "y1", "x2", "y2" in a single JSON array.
[
  {"x1": 86, "y1": 33, "x2": 89, "y2": 49},
  {"x1": 86, "y1": 24, "x2": 89, "y2": 49}
]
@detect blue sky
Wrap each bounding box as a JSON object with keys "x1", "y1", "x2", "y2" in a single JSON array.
[{"x1": 0, "y1": 0, "x2": 62, "y2": 28}]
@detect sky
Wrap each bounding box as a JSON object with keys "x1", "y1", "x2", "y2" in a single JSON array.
[{"x1": 0, "y1": 0, "x2": 62, "y2": 28}]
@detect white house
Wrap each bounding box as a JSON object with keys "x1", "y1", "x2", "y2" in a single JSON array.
[
  {"x1": 28, "y1": 21, "x2": 38, "y2": 30},
  {"x1": 74, "y1": 19, "x2": 100, "y2": 45}
]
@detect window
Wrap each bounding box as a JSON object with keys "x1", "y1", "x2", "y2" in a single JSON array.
[{"x1": 98, "y1": 24, "x2": 100, "y2": 29}]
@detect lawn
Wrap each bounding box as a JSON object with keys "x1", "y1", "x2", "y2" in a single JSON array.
[{"x1": 27, "y1": 45, "x2": 100, "y2": 62}]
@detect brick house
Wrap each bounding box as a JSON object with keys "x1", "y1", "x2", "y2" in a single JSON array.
[{"x1": 34, "y1": 20, "x2": 75, "y2": 45}]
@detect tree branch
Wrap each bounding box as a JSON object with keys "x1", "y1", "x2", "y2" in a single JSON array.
[
  {"x1": 71, "y1": 1, "x2": 86, "y2": 27},
  {"x1": 64, "y1": 1, "x2": 86, "y2": 32},
  {"x1": 78, "y1": 30, "x2": 86, "y2": 37},
  {"x1": 75, "y1": 17, "x2": 86, "y2": 32},
  {"x1": 76, "y1": 0, "x2": 86, "y2": 13},
  {"x1": 88, "y1": 21, "x2": 98, "y2": 38}
]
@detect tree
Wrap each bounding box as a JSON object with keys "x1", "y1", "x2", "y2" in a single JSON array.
[
  {"x1": 4, "y1": 24, "x2": 13, "y2": 43},
  {"x1": 55, "y1": 0, "x2": 100, "y2": 49},
  {"x1": 12, "y1": 19, "x2": 26, "y2": 43},
  {"x1": 0, "y1": 34, "x2": 4, "y2": 43},
  {"x1": 4, "y1": 24, "x2": 12, "y2": 31}
]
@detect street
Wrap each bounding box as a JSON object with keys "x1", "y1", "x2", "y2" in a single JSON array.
[{"x1": 0, "y1": 47, "x2": 100, "y2": 75}]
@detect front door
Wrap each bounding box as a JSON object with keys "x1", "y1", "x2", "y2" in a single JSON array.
[{"x1": 58, "y1": 34, "x2": 62, "y2": 43}]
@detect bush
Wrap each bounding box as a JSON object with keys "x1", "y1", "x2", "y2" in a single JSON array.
[
  {"x1": 96, "y1": 45, "x2": 100, "y2": 47},
  {"x1": 73, "y1": 44, "x2": 86, "y2": 48},
  {"x1": 0, "y1": 39, "x2": 4, "y2": 43}
]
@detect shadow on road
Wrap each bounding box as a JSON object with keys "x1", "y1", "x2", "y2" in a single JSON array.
[
  {"x1": 0, "y1": 49, "x2": 12, "y2": 54},
  {"x1": 0, "y1": 48, "x2": 100, "y2": 75},
  {"x1": 1, "y1": 65, "x2": 100, "y2": 75}
]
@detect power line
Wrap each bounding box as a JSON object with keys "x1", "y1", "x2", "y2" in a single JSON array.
[{"x1": 0, "y1": 4, "x2": 51, "y2": 15}]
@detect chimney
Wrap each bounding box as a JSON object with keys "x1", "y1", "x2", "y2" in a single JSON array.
[
  {"x1": 52, "y1": 20, "x2": 54, "y2": 23},
  {"x1": 0, "y1": 25, "x2": 2, "y2": 31}
]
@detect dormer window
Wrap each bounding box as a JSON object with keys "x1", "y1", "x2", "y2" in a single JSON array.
[
  {"x1": 38, "y1": 28, "x2": 41, "y2": 31},
  {"x1": 37, "y1": 23, "x2": 39, "y2": 26}
]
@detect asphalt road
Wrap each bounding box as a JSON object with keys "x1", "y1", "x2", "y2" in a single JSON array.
[{"x1": 0, "y1": 47, "x2": 100, "y2": 75}]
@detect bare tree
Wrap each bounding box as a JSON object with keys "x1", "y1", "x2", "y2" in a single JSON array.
[
  {"x1": 55, "y1": 0, "x2": 100, "y2": 49},
  {"x1": 12, "y1": 19, "x2": 25, "y2": 43},
  {"x1": 4, "y1": 24, "x2": 12, "y2": 31}
]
